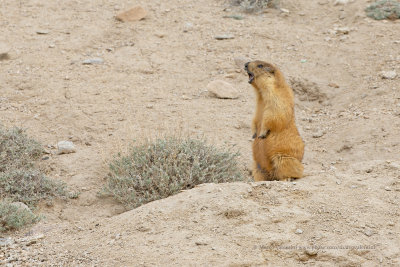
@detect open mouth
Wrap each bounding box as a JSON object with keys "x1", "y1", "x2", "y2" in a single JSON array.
[
  {"x1": 244, "y1": 63, "x2": 255, "y2": 84},
  {"x1": 247, "y1": 71, "x2": 254, "y2": 84}
]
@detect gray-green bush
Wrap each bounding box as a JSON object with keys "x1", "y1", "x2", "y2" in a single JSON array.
[
  {"x1": 366, "y1": 0, "x2": 400, "y2": 20},
  {"x1": 0, "y1": 126, "x2": 66, "y2": 231},
  {"x1": 103, "y1": 137, "x2": 244, "y2": 209}
]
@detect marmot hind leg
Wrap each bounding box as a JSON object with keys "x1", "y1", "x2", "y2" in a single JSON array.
[
  {"x1": 252, "y1": 162, "x2": 272, "y2": 181},
  {"x1": 271, "y1": 155, "x2": 304, "y2": 181}
]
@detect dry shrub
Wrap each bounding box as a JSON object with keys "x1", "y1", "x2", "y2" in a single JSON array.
[
  {"x1": 103, "y1": 136, "x2": 244, "y2": 209},
  {"x1": 0, "y1": 126, "x2": 66, "y2": 231},
  {"x1": 366, "y1": 0, "x2": 400, "y2": 20}
]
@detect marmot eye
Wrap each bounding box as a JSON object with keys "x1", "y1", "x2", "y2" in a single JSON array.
[{"x1": 257, "y1": 64, "x2": 263, "y2": 68}]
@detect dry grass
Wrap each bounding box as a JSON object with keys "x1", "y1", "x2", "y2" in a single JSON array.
[
  {"x1": 103, "y1": 136, "x2": 245, "y2": 209},
  {"x1": 0, "y1": 126, "x2": 66, "y2": 231}
]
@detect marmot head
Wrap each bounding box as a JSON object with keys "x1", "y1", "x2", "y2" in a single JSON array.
[{"x1": 244, "y1": 60, "x2": 277, "y2": 85}]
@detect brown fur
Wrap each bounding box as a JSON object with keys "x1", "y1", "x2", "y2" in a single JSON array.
[{"x1": 244, "y1": 60, "x2": 304, "y2": 181}]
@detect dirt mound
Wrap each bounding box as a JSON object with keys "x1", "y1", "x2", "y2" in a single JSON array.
[
  {"x1": 5, "y1": 180, "x2": 399, "y2": 265},
  {"x1": 289, "y1": 77, "x2": 327, "y2": 103}
]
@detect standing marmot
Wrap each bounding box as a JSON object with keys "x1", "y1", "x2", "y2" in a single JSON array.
[{"x1": 244, "y1": 60, "x2": 304, "y2": 181}]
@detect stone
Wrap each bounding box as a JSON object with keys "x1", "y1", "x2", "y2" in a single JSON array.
[
  {"x1": 334, "y1": 0, "x2": 348, "y2": 5},
  {"x1": 295, "y1": 229, "x2": 303, "y2": 234},
  {"x1": 57, "y1": 141, "x2": 76, "y2": 155},
  {"x1": 334, "y1": 27, "x2": 350, "y2": 35},
  {"x1": 214, "y1": 34, "x2": 235, "y2": 40},
  {"x1": 207, "y1": 80, "x2": 239, "y2": 99},
  {"x1": 380, "y1": 71, "x2": 397, "y2": 80},
  {"x1": 116, "y1": 6, "x2": 147, "y2": 22},
  {"x1": 82, "y1": 58, "x2": 104, "y2": 65},
  {"x1": 0, "y1": 42, "x2": 10, "y2": 60},
  {"x1": 0, "y1": 237, "x2": 13, "y2": 247},
  {"x1": 234, "y1": 57, "x2": 249, "y2": 69},
  {"x1": 36, "y1": 29, "x2": 50, "y2": 34},
  {"x1": 11, "y1": 202, "x2": 31, "y2": 212},
  {"x1": 312, "y1": 130, "x2": 325, "y2": 138}
]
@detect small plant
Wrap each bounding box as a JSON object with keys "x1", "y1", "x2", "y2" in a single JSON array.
[
  {"x1": 103, "y1": 136, "x2": 244, "y2": 209},
  {"x1": 0, "y1": 125, "x2": 67, "y2": 231},
  {"x1": 0, "y1": 202, "x2": 39, "y2": 232},
  {"x1": 366, "y1": 0, "x2": 400, "y2": 20}
]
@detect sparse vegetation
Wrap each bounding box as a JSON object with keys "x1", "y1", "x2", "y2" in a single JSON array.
[
  {"x1": 366, "y1": 0, "x2": 400, "y2": 20},
  {"x1": 103, "y1": 136, "x2": 244, "y2": 209},
  {"x1": 0, "y1": 126, "x2": 66, "y2": 231},
  {"x1": 0, "y1": 202, "x2": 39, "y2": 232},
  {"x1": 231, "y1": 0, "x2": 280, "y2": 13}
]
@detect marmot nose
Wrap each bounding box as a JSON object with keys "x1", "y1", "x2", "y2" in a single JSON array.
[{"x1": 244, "y1": 62, "x2": 249, "y2": 69}]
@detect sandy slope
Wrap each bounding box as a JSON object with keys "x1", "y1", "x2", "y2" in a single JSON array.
[{"x1": 1, "y1": 0, "x2": 399, "y2": 265}]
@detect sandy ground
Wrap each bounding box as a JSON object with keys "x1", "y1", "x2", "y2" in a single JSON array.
[{"x1": 1, "y1": 0, "x2": 399, "y2": 265}]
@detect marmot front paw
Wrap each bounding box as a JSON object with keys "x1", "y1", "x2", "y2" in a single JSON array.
[{"x1": 258, "y1": 130, "x2": 270, "y2": 139}]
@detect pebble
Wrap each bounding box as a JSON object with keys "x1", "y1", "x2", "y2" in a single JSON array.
[
  {"x1": 183, "y1": 22, "x2": 193, "y2": 32},
  {"x1": 305, "y1": 249, "x2": 318, "y2": 256},
  {"x1": 0, "y1": 237, "x2": 13, "y2": 247},
  {"x1": 214, "y1": 34, "x2": 235, "y2": 40},
  {"x1": 207, "y1": 80, "x2": 239, "y2": 99},
  {"x1": 116, "y1": 6, "x2": 147, "y2": 22},
  {"x1": 384, "y1": 186, "x2": 391, "y2": 191},
  {"x1": 334, "y1": 0, "x2": 348, "y2": 5},
  {"x1": 0, "y1": 42, "x2": 10, "y2": 60},
  {"x1": 334, "y1": 26, "x2": 350, "y2": 35},
  {"x1": 234, "y1": 57, "x2": 249, "y2": 69},
  {"x1": 363, "y1": 229, "x2": 374, "y2": 237},
  {"x1": 82, "y1": 58, "x2": 104, "y2": 65},
  {"x1": 280, "y1": 8, "x2": 290, "y2": 13},
  {"x1": 223, "y1": 14, "x2": 244, "y2": 20},
  {"x1": 312, "y1": 130, "x2": 325, "y2": 138},
  {"x1": 295, "y1": 229, "x2": 303, "y2": 234},
  {"x1": 57, "y1": 141, "x2": 76, "y2": 155},
  {"x1": 36, "y1": 29, "x2": 50, "y2": 34},
  {"x1": 380, "y1": 71, "x2": 397, "y2": 80},
  {"x1": 11, "y1": 202, "x2": 32, "y2": 213}
]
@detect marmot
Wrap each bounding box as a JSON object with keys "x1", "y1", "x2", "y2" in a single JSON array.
[{"x1": 244, "y1": 60, "x2": 304, "y2": 181}]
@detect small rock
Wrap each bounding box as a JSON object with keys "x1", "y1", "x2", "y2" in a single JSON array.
[
  {"x1": 82, "y1": 58, "x2": 104, "y2": 65},
  {"x1": 380, "y1": 71, "x2": 397, "y2": 80},
  {"x1": 334, "y1": 0, "x2": 348, "y2": 5},
  {"x1": 223, "y1": 14, "x2": 244, "y2": 20},
  {"x1": 0, "y1": 237, "x2": 13, "y2": 247},
  {"x1": 312, "y1": 130, "x2": 325, "y2": 138},
  {"x1": 300, "y1": 59, "x2": 307, "y2": 63},
  {"x1": 11, "y1": 202, "x2": 32, "y2": 212},
  {"x1": 116, "y1": 6, "x2": 147, "y2": 22},
  {"x1": 195, "y1": 241, "x2": 208, "y2": 246},
  {"x1": 234, "y1": 57, "x2": 249, "y2": 69},
  {"x1": 0, "y1": 42, "x2": 10, "y2": 60},
  {"x1": 215, "y1": 34, "x2": 235, "y2": 40},
  {"x1": 280, "y1": 8, "x2": 290, "y2": 13},
  {"x1": 305, "y1": 249, "x2": 318, "y2": 256},
  {"x1": 57, "y1": 141, "x2": 76, "y2": 155},
  {"x1": 334, "y1": 27, "x2": 350, "y2": 35},
  {"x1": 183, "y1": 22, "x2": 193, "y2": 32},
  {"x1": 207, "y1": 80, "x2": 239, "y2": 99},
  {"x1": 36, "y1": 29, "x2": 50, "y2": 34},
  {"x1": 363, "y1": 229, "x2": 374, "y2": 237},
  {"x1": 328, "y1": 83, "x2": 339, "y2": 88},
  {"x1": 295, "y1": 229, "x2": 303, "y2": 234},
  {"x1": 384, "y1": 186, "x2": 391, "y2": 191}
]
